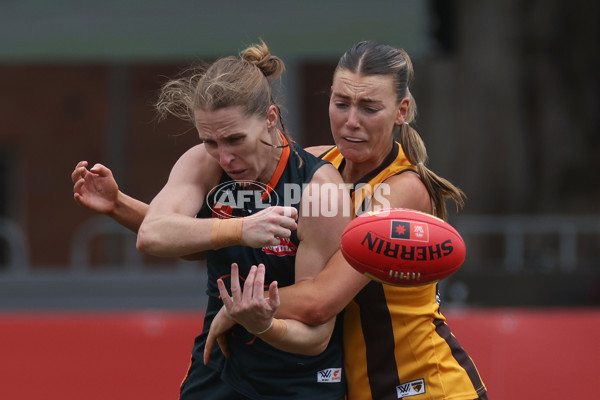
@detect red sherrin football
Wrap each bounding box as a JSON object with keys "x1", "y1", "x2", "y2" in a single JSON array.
[{"x1": 340, "y1": 208, "x2": 466, "y2": 286}]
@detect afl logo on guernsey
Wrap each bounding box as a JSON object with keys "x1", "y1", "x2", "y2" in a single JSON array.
[{"x1": 206, "y1": 180, "x2": 280, "y2": 219}]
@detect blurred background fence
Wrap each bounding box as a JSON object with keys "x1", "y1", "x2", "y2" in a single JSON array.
[{"x1": 1, "y1": 213, "x2": 599, "y2": 309}]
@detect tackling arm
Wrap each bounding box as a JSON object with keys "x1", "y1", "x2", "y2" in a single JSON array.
[
  {"x1": 276, "y1": 170, "x2": 431, "y2": 326},
  {"x1": 205, "y1": 163, "x2": 352, "y2": 357}
]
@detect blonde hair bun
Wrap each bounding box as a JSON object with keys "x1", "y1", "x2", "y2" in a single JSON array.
[{"x1": 241, "y1": 41, "x2": 285, "y2": 80}]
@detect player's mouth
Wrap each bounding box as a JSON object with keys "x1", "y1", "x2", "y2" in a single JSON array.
[
  {"x1": 343, "y1": 136, "x2": 365, "y2": 143},
  {"x1": 227, "y1": 169, "x2": 247, "y2": 178}
]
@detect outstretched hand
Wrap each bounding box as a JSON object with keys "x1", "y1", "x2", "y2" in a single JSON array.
[
  {"x1": 221, "y1": 263, "x2": 280, "y2": 333},
  {"x1": 203, "y1": 263, "x2": 280, "y2": 364},
  {"x1": 71, "y1": 161, "x2": 119, "y2": 214}
]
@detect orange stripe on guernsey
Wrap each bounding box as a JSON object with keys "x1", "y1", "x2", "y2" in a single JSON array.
[{"x1": 261, "y1": 131, "x2": 290, "y2": 201}]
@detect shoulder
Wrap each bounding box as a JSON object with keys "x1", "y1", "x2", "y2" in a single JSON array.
[
  {"x1": 168, "y1": 144, "x2": 222, "y2": 188},
  {"x1": 310, "y1": 162, "x2": 345, "y2": 185},
  {"x1": 296, "y1": 162, "x2": 351, "y2": 244},
  {"x1": 304, "y1": 145, "x2": 336, "y2": 158},
  {"x1": 376, "y1": 170, "x2": 431, "y2": 213},
  {"x1": 300, "y1": 162, "x2": 351, "y2": 221},
  {"x1": 171, "y1": 144, "x2": 219, "y2": 171},
  {"x1": 384, "y1": 169, "x2": 424, "y2": 188},
  {"x1": 174, "y1": 144, "x2": 215, "y2": 165}
]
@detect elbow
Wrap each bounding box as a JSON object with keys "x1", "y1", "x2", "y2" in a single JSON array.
[
  {"x1": 300, "y1": 295, "x2": 336, "y2": 326},
  {"x1": 305, "y1": 339, "x2": 329, "y2": 356},
  {"x1": 136, "y1": 223, "x2": 159, "y2": 255},
  {"x1": 308, "y1": 308, "x2": 334, "y2": 327}
]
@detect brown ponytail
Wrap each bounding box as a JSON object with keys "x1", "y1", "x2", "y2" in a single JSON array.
[{"x1": 398, "y1": 122, "x2": 465, "y2": 220}]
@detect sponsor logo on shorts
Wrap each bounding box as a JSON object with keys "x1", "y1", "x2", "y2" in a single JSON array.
[
  {"x1": 396, "y1": 378, "x2": 425, "y2": 398},
  {"x1": 317, "y1": 368, "x2": 342, "y2": 383}
]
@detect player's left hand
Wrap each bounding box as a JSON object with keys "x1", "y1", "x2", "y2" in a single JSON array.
[
  {"x1": 220, "y1": 263, "x2": 279, "y2": 334},
  {"x1": 204, "y1": 263, "x2": 280, "y2": 364}
]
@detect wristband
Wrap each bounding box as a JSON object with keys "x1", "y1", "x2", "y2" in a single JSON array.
[
  {"x1": 210, "y1": 218, "x2": 243, "y2": 249},
  {"x1": 222, "y1": 306, "x2": 233, "y2": 320},
  {"x1": 251, "y1": 319, "x2": 274, "y2": 335},
  {"x1": 255, "y1": 318, "x2": 287, "y2": 342}
]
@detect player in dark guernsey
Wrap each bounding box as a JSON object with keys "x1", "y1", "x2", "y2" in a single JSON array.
[
  {"x1": 73, "y1": 42, "x2": 349, "y2": 400},
  {"x1": 208, "y1": 41, "x2": 487, "y2": 400},
  {"x1": 192, "y1": 137, "x2": 348, "y2": 400}
]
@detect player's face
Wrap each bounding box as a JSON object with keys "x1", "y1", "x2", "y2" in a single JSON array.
[
  {"x1": 329, "y1": 70, "x2": 406, "y2": 172},
  {"x1": 195, "y1": 105, "x2": 278, "y2": 183}
]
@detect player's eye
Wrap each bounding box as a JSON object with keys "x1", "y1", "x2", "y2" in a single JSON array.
[
  {"x1": 227, "y1": 136, "x2": 243, "y2": 144},
  {"x1": 364, "y1": 107, "x2": 379, "y2": 114}
]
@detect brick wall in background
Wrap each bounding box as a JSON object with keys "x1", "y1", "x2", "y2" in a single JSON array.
[{"x1": 0, "y1": 64, "x2": 197, "y2": 268}]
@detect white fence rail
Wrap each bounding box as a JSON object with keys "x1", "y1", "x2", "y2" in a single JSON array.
[
  {"x1": 452, "y1": 215, "x2": 600, "y2": 272},
  {"x1": 0, "y1": 215, "x2": 598, "y2": 275}
]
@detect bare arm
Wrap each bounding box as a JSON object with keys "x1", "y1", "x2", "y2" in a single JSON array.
[
  {"x1": 204, "y1": 163, "x2": 352, "y2": 358},
  {"x1": 252, "y1": 163, "x2": 351, "y2": 351},
  {"x1": 72, "y1": 160, "x2": 206, "y2": 260},
  {"x1": 72, "y1": 161, "x2": 148, "y2": 233},
  {"x1": 136, "y1": 144, "x2": 299, "y2": 257},
  {"x1": 214, "y1": 264, "x2": 335, "y2": 358},
  {"x1": 294, "y1": 163, "x2": 352, "y2": 282},
  {"x1": 276, "y1": 170, "x2": 432, "y2": 325}
]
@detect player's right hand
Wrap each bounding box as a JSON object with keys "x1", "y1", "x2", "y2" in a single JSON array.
[{"x1": 241, "y1": 206, "x2": 298, "y2": 248}]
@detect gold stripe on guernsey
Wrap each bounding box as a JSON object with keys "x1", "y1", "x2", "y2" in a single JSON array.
[
  {"x1": 323, "y1": 143, "x2": 414, "y2": 217},
  {"x1": 321, "y1": 143, "x2": 486, "y2": 400}
]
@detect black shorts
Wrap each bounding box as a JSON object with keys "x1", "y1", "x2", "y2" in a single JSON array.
[{"x1": 180, "y1": 356, "x2": 250, "y2": 400}]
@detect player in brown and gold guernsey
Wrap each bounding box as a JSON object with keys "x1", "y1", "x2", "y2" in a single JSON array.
[{"x1": 209, "y1": 41, "x2": 487, "y2": 400}]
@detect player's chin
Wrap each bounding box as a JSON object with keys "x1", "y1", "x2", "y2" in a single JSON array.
[{"x1": 337, "y1": 145, "x2": 370, "y2": 164}]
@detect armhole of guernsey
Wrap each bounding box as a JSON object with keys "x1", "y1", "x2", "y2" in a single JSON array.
[{"x1": 319, "y1": 146, "x2": 343, "y2": 169}]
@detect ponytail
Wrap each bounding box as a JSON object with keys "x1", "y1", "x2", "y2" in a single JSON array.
[{"x1": 397, "y1": 121, "x2": 465, "y2": 221}]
